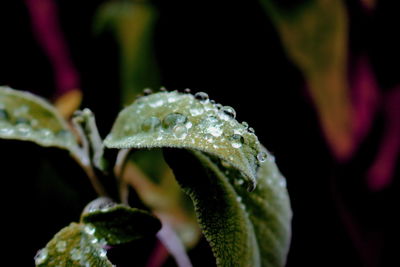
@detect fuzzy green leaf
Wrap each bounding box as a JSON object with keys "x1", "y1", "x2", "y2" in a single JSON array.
[
  {"x1": 81, "y1": 197, "x2": 161, "y2": 245},
  {"x1": 165, "y1": 149, "x2": 291, "y2": 267},
  {"x1": 104, "y1": 91, "x2": 263, "y2": 190},
  {"x1": 104, "y1": 91, "x2": 292, "y2": 266},
  {"x1": 0, "y1": 86, "x2": 79, "y2": 154},
  {"x1": 34, "y1": 223, "x2": 112, "y2": 267}
]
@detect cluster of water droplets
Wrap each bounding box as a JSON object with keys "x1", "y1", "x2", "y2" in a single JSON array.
[
  {"x1": 34, "y1": 223, "x2": 109, "y2": 266},
  {"x1": 108, "y1": 87, "x2": 270, "y2": 189},
  {"x1": 0, "y1": 104, "x2": 75, "y2": 147}
]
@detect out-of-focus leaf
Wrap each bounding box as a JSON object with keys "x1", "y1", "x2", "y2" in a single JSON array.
[
  {"x1": 165, "y1": 149, "x2": 292, "y2": 267},
  {"x1": 0, "y1": 86, "x2": 79, "y2": 154},
  {"x1": 81, "y1": 197, "x2": 161, "y2": 245},
  {"x1": 34, "y1": 223, "x2": 112, "y2": 267},
  {"x1": 54, "y1": 89, "x2": 83, "y2": 118},
  {"x1": 104, "y1": 91, "x2": 292, "y2": 266},
  {"x1": 259, "y1": 0, "x2": 354, "y2": 159},
  {"x1": 105, "y1": 91, "x2": 264, "y2": 190},
  {"x1": 95, "y1": 0, "x2": 159, "y2": 105},
  {"x1": 123, "y1": 150, "x2": 201, "y2": 248}
]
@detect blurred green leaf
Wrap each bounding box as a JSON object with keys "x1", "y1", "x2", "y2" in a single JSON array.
[
  {"x1": 0, "y1": 86, "x2": 79, "y2": 154},
  {"x1": 123, "y1": 150, "x2": 201, "y2": 248},
  {"x1": 259, "y1": 0, "x2": 354, "y2": 158},
  {"x1": 104, "y1": 91, "x2": 292, "y2": 266},
  {"x1": 34, "y1": 223, "x2": 112, "y2": 267},
  {"x1": 81, "y1": 197, "x2": 161, "y2": 245},
  {"x1": 95, "y1": 0, "x2": 159, "y2": 105}
]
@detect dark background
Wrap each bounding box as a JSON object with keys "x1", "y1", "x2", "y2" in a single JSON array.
[{"x1": 0, "y1": 0, "x2": 399, "y2": 266}]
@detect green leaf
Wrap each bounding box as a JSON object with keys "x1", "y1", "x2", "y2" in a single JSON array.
[
  {"x1": 164, "y1": 149, "x2": 291, "y2": 267},
  {"x1": 34, "y1": 223, "x2": 112, "y2": 267},
  {"x1": 0, "y1": 86, "x2": 79, "y2": 154},
  {"x1": 81, "y1": 197, "x2": 161, "y2": 245},
  {"x1": 104, "y1": 91, "x2": 263, "y2": 190},
  {"x1": 104, "y1": 91, "x2": 292, "y2": 266}
]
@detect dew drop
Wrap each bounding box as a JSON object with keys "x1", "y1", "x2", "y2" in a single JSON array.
[
  {"x1": 91, "y1": 237, "x2": 98, "y2": 244},
  {"x1": 279, "y1": 178, "x2": 287, "y2": 187},
  {"x1": 0, "y1": 127, "x2": 14, "y2": 136},
  {"x1": 56, "y1": 241, "x2": 67, "y2": 252},
  {"x1": 34, "y1": 248, "x2": 48, "y2": 265},
  {"x1": 38, "y1": 128, "x2": 54, "y2": 138},
  {"x1": 236, "y1": 196, "x2": 242, "y2": 202},
  {"x1": 167, "y1": 94, "x2": 179, "y2": 103},
  {"x1": 221, "y1": 106, "x2": 236, "y2": 119},
  {"x1": 248, "y1": 127, "x2": 255, "y2": 134},
  {"x1": 0, "y1": 108, "x2": 9, "y2": 120},
  {"x1": 257, "y1": 151, "x2": 268, "y2": 162},
  {"x1": 215, "y1": 103, "x2": 222, "y2": 110},
  {"x1": 99, "y1": 249, "x2": 107, "y2": 258},
  {"x1": 70, "y1": 248, "x2": 81, "y2": 261},
  {"x1": 241, "y1": 121, "x2": 249, "y2": 129},
  {"x1": 15, "y1": 117, "x2": 30, "y2": 125},
  {"x1": 160, "y1": 86, "x2": 167, "y2": 92},
  {"x1": 185, "y1": 121, "x2": 193, "y2": 129},
  {"x1": 84, "y1": 225, "x2": 96, "y2": 235},
  {"x1": 143, "y1": 88, "x2": 153, "y2": 95},
  {"x1": 162, "y1": 113, "x2": 187, "y2": 129},
  {"x1": 231, "y1": 134, "x2": 244, "y2": 148},
  {"x1": 149, "y1": 99, "x2": 164, "y2": 108},
  {"x1": 184, "y1": 88, "x2": 191, "y2": 94},
  {"x1": 194, "y1": 92, "x2": 209, "y2": 102},
  {"x1": 210, "y1": 100, "x2": 216, "y2": 104},
  {"x1": 206, "y1": 125, "x2": 223, "y2": 137},
  {"x1": 189, "y1": 105, "x2": 204, "y2": 116},
  {"x1": 15, "y1": 123, "x2": 31, "y2": 135},
  {"x1": 173, "y1": 124, "x2": 188, "y2": 139},
  {"x1": 142, "y1": 117, "x2": 161, "y2": 132}
]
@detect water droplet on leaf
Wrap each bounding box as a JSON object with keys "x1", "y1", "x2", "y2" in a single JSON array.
[
  {"x1": 162, "y1": 113, "x2": 187, "y2": 129},
  {"x1": 206, "y1": 125, "x2": 223, "y2": 137},
  {"x1": 15, "y1": 117, "x2": 30, "y2": 125},
  {"x1": 70, "y1": 248, "x2": 81, "y2": 261},
  {"x1": 149, "y1": 99, "x2": 164, "y2": 108},
  {"x1": 56, "y1": 241, "x2": 67, "y2": 252},
  {"x1": 221, "y1": 106, "x2": 236, "y2": 119},
  {"x1": 84, "y1": 225, "x2": 96, "y2": 235},
  {"x1": 189, "y1": 105, "x2": 204, "y2": 116},
  {"x1": 173, "y1": 124, "x2": 188, "y2": 139},
  {"x1": 194, "y1": 92, "x2": 209, "y2": 102},
  {"x1": 231, "y1": 134, "x2": 244, "y2": 148},
  {"x1": 142, "y1": 117, "x2": 161, "y2": 132},
  {"x1": 34, "y1": 248, "x2": 48, "y2": 265},
  {"x1": 143, "y1": 88, "x2": 153, "y2": 95},
  {"x1": 257, "y1": 151, "x2": 267, "y2": 162}
]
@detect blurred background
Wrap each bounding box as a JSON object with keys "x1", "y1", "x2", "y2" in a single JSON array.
[{"x1": 0, "y1": 0, "x2": 399, "y2": 266}]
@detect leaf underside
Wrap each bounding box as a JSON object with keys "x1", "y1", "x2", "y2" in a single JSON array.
[
  {"x1": 165, "y1": 149, "x2": 291, "y2": 267},
  {"x1": 0, "y1": 86, "x2": 79, "y2": 154},
  {"x1": 104, "y1": 91, "x2": 292, "y2": 266}
]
